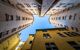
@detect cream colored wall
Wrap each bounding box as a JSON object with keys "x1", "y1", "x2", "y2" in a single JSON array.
[
  {"x1": 50, "y1": 5, "x2": 80, "y2": 32},
  {"x1": 0, "y1": 1, "x2": 33, "y2": 41},
  {"x1": 0, "y1": 2, "x2": 33, "y2": 32},
  {"x1": 0, "y1": 33, "x2": 20, "y2": 50},
  {"x1": 32, "y1": 29, "x2": 80, "y2": 50}
]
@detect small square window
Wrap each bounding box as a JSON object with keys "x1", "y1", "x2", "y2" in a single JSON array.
[
  {"x1": 5, "y1": 14, "x2": 9, "y2": 21},
  {"x1": 22, "y1": 17, "x2": 25, "y2": 20},
  {"x1": 10, "y1": 15, "x2": 13, "y2": 20},
  {"x1": 29, "y1": 41, "x2": 32, "y2": 44},
  {"x1": 43, "y1": 34, "x2": 51, "y2": 39},
  {"x1": 12, "y1": 28, "x2": 16, "y2": 32}
]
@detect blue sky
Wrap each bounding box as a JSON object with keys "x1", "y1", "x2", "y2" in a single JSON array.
[{"x1": 19, "y1": 15, "x2": 55, "y2": 41}]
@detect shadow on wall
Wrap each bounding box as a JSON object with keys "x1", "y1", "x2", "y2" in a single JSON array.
[{"x1": 20, "y1": 15, "x2": 55, "y2": 41}]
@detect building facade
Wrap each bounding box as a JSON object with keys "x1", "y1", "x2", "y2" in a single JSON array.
[
  {"x1": 21, "y1": 34, "x2": 34, "y2": 50},
  {"x1": 0, "y1": 0, "x2": 33, "y2": 41},
  {"x1": 0, "y1": 0, "x2": 80, "y2": 50},
  {"x1": 21, "y1": 28, "x2": 80, "y2": 50},
  {"x1": 0, "y1": 0, "x2": 33, "y2": 50},
  {"x1": 0, "y1": 33, "x2": 20, "y2": 50},
  {"x1": 49, "y1": 0, "x2": 80, "y2": 32}
]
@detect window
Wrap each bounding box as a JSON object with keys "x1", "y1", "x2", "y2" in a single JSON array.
[
  {"x1": 26, "y1": 3, "x2": 31, "y2": 7},
  {"x1": 29, "y1": 41, "x2": 32, "y2": 44},
  {"x1": 10, "y1": 15, "x2": 13, "y2": 20},
  {"x1": 57, "y1": 33, "x2": 66, "y2": 37},
  {"x1": 12, "y1": 28, "x2": 16, "y2": 32},
  {"x1": 18, "y1": 26, "x2": 22, "y2": 29},
  {"x1": 71, "y1": 32, "x2": 80, "y2": 36},
  {"x1": 42, "y1": 30, "x2": 47, "y2": 32},
  {"x1": 64, "y1": 32, "x2": 80, "y2": 37},
  {"x1": 26, "y1": 18, "x2": 28, "y2": 20},
  {"x1": 62, "y1": 16, "x2": 65, "y2": 20},
  {"x1": 58, "y1": 17, "x2": 61, "y2": 20},
  {"x1": 66, "y1": 7, "x2": 69, "y2": 10},
  {"x1": 67, "y1": 41, "x2": 80, "y2": 50},
  {"x1": 60, "y1": 24, "x2": 63, "y2": 27},
  {"x1": 64, "y1": 32, "x2": 73, "y2": 37},
  {"x1": 0, "y1": 32, "x2": 2, "y2": 38},
  {"x1": 45, "y1": 42, "x2": 58, "y2": 50},
  {"x1": 43, "y1": 34, "x2": 51, "y2": 39},
  {"x1": 64, "y1": 16, "x2": 66, "y2": 20},
  {"x1": 71, "y1": 27, "x2": 74, "y2": 30},
  {"x1": 69, "y1": 15, "x2": 72, "y2": 20},
  {"x1": 5, "y1": 13, "x2": 9, "y2": 21},
  {"x1": 75, "y1": 28, "x2": 79, "y2": 32},
  {"x1": 22, "y1": 17, "x2": 25, "y2": 20},
  {"x1": 64, "y1": 26, "x2": 68, "y2": 29},
  {"x1": 69, "y1": 32, "x2": 78, "y2": 36},
  {"x1": 68, "y1": 41, "x2": 78, "y2": 46},
  {"x1": 57, "y1": 24, "x2": 59, "y2": 26},
  {"x1": 6, "y1": 30, "x2": 9, "y2": 34},
  {"x1": 5, "y1": 14, "x2": 14, "y2": 21},
  {"x1": 2, "y1": 30, "x2": 9, "y2": 37},
  {"x1": 64, "y1": 32, "x2": 72, "y2": 37},
  {"x1": 16, "y1": 15, "x2": 20, "y2": 20}
]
